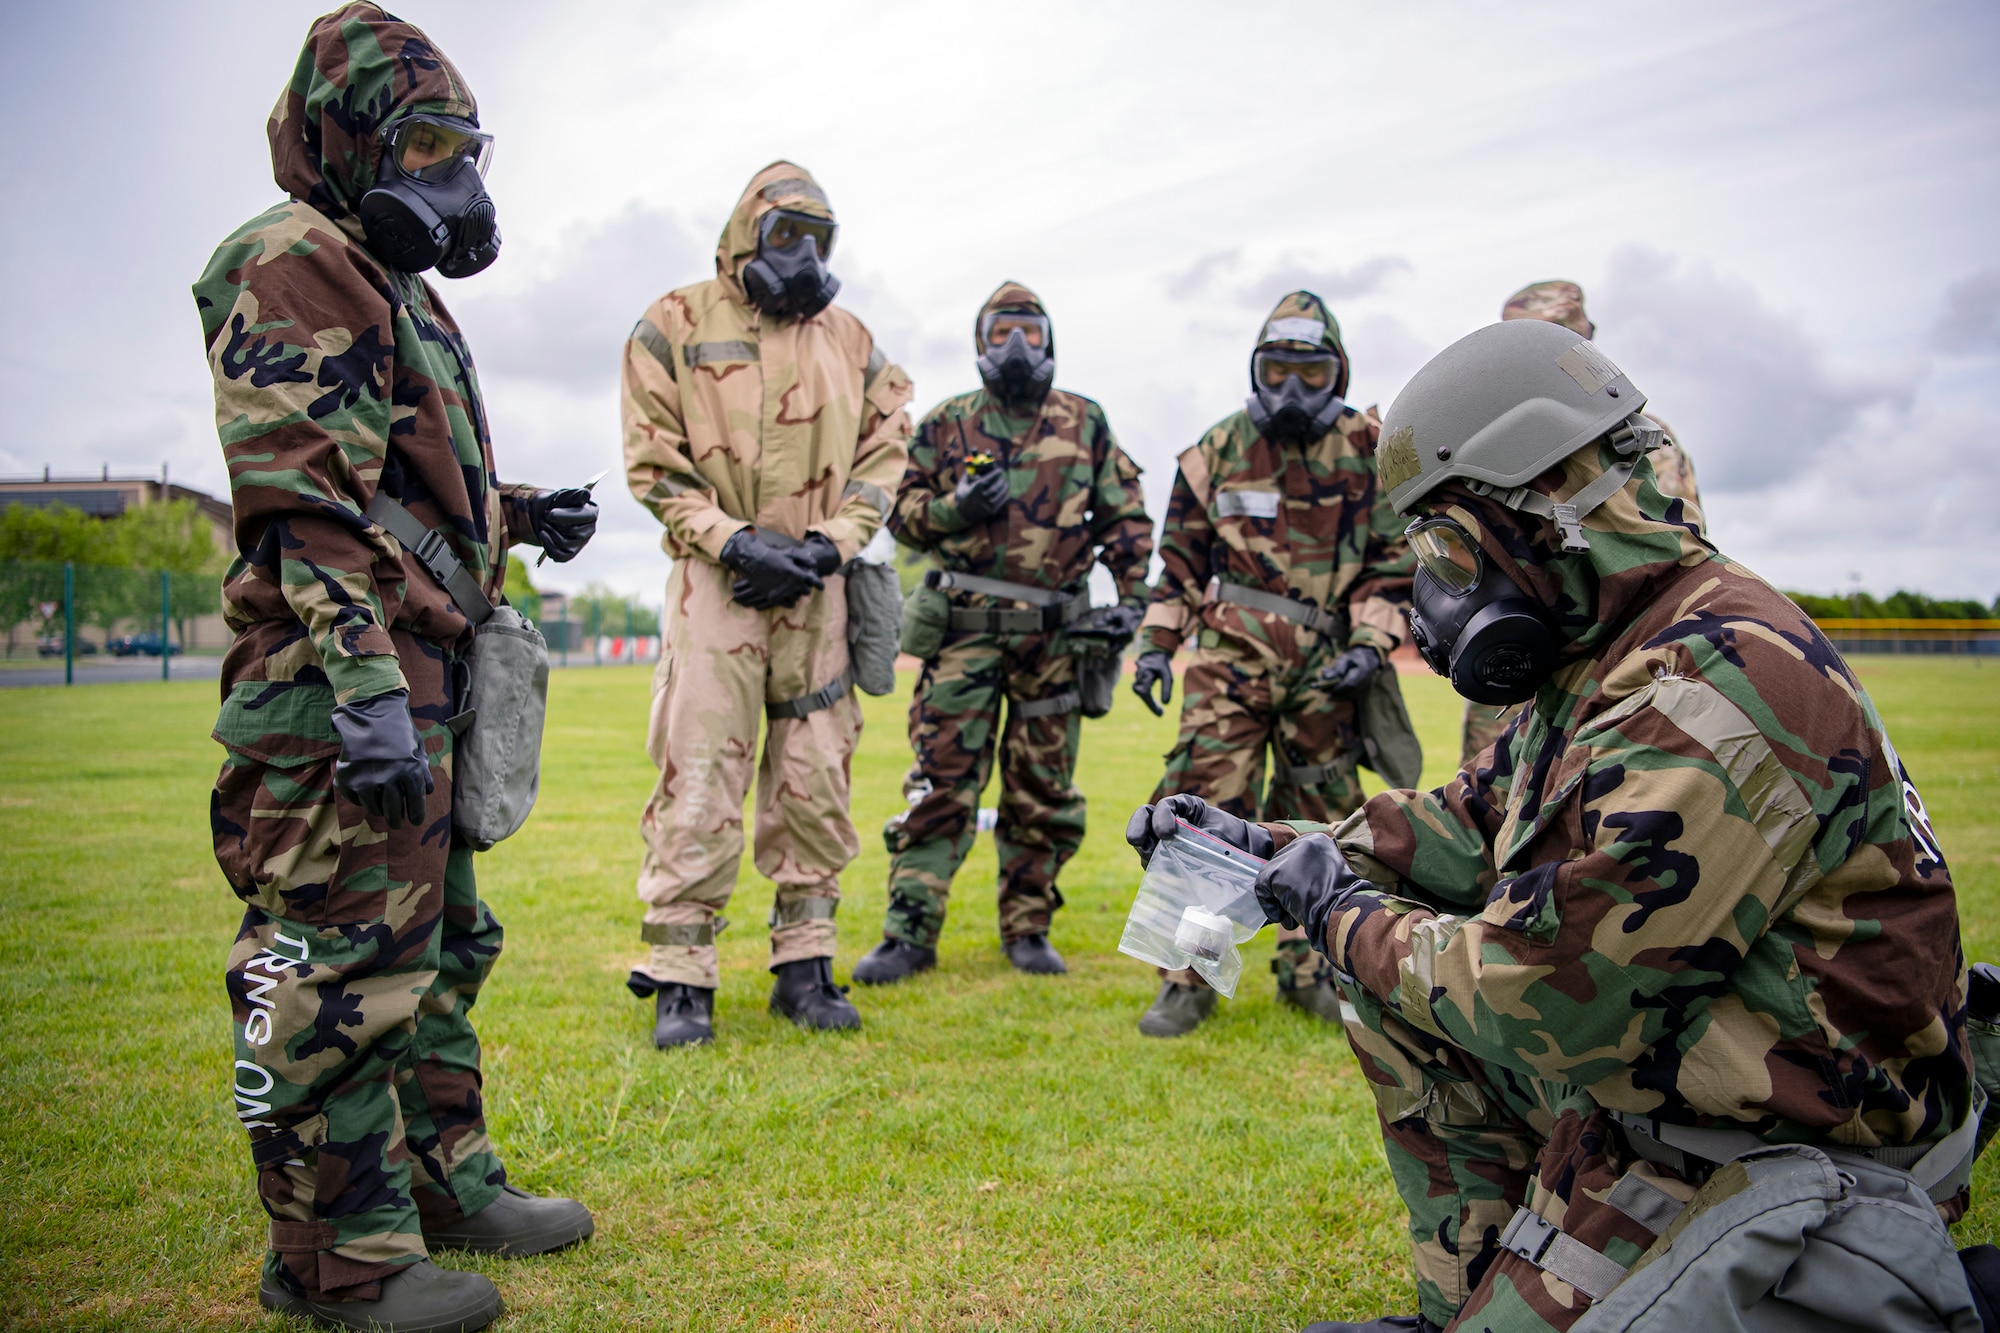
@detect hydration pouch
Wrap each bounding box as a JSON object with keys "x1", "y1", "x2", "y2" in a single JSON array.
[
  {"x1": 1118, "y1": 819, "x2": 1270, "y2": 997},
  {"x1": 1356, "y1": 661, "x2": 1424, "y2": 789},
  {"x1": 899, "y1": 581, "x2": 950, "y2": 661},
  {"x1": 451, "y1": 604, "x2": 549, "y2": 851},
  {"x1": 842, "y1": 559, "x2": 901, "y2": 697}
]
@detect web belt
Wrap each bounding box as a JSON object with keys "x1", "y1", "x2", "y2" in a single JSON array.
[
  {"x1": 1610, "y1": 1081, "x2": 1986, "y2": 1205},
  {"x1": 364, "y1": 492, "x2": 495, "y2": 625},
  {"x1": 1271, "y1": 758, "x2": 1341, "y2": 787},
  {"x1": 932, "y1": 569, "x2": 1089, "y2": 634},
  {"x1": 1206, "y1": 578, "x2": 1343, "y2": 638},
  {"x1": 767, "y1": 668, "x2": 853, "y2": 721},
  {"x1": 1012, "y1": 690, "x2": 1080, "y2": 719}
]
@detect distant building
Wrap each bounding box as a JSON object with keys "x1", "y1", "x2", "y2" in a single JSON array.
[{"x1": 0, "y1": 465, "x2": 233, "y2": 556}]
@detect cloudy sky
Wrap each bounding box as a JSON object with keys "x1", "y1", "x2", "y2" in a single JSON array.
[{"x1": 4, "y1": 0, "x2": 1996, "y2": 604}]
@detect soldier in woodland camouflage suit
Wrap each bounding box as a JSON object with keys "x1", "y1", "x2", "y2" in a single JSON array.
[
  {"x1": 1173, "y1": 318, "x2": 1971, "y2": 1333},
  {"x1": 195, "y1": 7, "x2": 593, "y2": 1328},
  {"x1": 621, "y1": 161, "x2": 913, "y2": 1046},
  {"x1": 1129, "y1": 292, "x2": 1412, "y2": 1036},
  {"x1": 853, "y1": 282, "x2": 1153, "y2": 984},
  {"x1": 1460, "y1": 281, "x2": 1707, "y2": 767}
]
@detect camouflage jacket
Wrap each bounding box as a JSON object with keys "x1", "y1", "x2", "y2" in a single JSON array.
[
  {"x1": 1289, "y1": 445, "x2": 1969, "y2": 1152},
  {"x1": 192, "y1": 3, "x2": 534, "y2": 705},
  {"x1": 889, "y1": 281, "x2": 1151, "y2": 607},
  {"x1": 1139, "y1": 408, "x2": 1413, "y2": 666},
  {"x1": 621, "y1": 162, "x2": 913, "y2": 565}
]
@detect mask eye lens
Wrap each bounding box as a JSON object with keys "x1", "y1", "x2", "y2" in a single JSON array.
[
  {"x1": 761, "y1": 210, "x2": 836, "y2": 258},
  {"x1": 390, "y1": 117, "x2": 493, "y2": 180},
  {"x1": 1256, "y1": 351, "x2": 1336, "y2": 390},
  {"x1": 1409, "y1": 519, "x2": 1481, "y2": 593},
  {"x1": 987, "y1": 314, "x2": 1046, "y2": 348}
]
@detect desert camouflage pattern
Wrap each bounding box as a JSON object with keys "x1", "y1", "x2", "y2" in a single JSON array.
[
  {"x1": 622, "y1": 162, "x2": 912, "y2": 986},
  {"x1": 887, "y1": 281, "x2": 1153, "y2": 606},
  {"x1": 216, "y1": 630, "x2": 504, "y2": 1301},
  {"x1": 876, "y1": 282, "x2": 1151, "y2": 948},
  {"x1": 1273, "y1": 439, "x2": 1968, "y2": 1329},
  {"x1": 194, "y1": 1, "x2": 537, "y2": 708},
  {"x1": 195, "y1": 7, "x2": 523, "y2": 1300},
  {"x1": 882, "y1": 633, "x2": 1083, "y2": 947}
]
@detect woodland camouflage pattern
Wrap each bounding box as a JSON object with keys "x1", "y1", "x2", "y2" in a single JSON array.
[
  {"x1": 623, "y1": 161, "x2": 912, "y2": 987},
  {"x1": 1141, "y1": 291, "x2": 1412, "y2": 818},
  {"x1": 195, "y1": 3, "x2": 516, "y2": 1301},
  {"x1": 1271, "y1": 440, "x2": 1968, "y2": 1330},
  {"x1": 881, "y1": 282, "x2": 1152, "y2": 947}
]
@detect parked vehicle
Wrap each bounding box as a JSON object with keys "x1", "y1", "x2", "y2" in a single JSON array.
[
  {"x1": 107, "y1": 633, "x2": 181, "y2": 657},
  {"x1": 37, "y1": 637, "x2": 100, "y2": 657}
]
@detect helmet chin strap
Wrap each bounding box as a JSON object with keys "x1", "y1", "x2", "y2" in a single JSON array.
[{"x1": 1461, "y1": 415, "x2": 1661, "y2": 552}]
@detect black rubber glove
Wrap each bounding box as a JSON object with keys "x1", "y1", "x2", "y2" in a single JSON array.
[
  {"x1": 1314, "y1": 645, "x2": 1382, "y2": 698},
  {"x1": 798, "y1": 530, "x2": 843, "y2": 577},
  {"x1": 1253, "y1": 833, "x2": 1370, "y2": 950},
  {"x1": 1070, "y1": 604, "x2": 1143, "y2": 644},
  {"x1": 524, "y1": 487, "x2": 599, "y2": 563},
  {"x1": 331, "y1": 689, "x2": 433, "y2": 829},
  {"x1": 1123, "y1": 792, "x2": 1275, "y2": 869},
  {"x1": 1131, "y1": 650, "x2": 1173, "y2": 716},
  {"x1": 720, "y1": 528, "x2": 823, "y2": 610},
  {"x1": 953, "y1": 465, "x2": 1010, "y2": 525}
]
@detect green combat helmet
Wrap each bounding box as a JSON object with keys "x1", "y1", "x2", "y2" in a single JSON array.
[{"x1": 1376, "y1": 318, "x2": 1662, "y2": 550}]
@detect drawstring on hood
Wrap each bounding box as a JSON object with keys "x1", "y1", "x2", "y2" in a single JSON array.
[{"x1": 268, "y1": 3, "x2": 479, "y2": 243}]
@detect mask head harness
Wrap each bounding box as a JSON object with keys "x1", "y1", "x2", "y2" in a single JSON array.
[
  {"x1": 1246, "y1": 317, "x2": 1344, "y2": 445},
  {"x1": 741, "y1": 209, "x2": 840, "y2": 320},
  {"x1": 358, "y1": 114, "x2": 500, "y2": 279},
  {"x1": 976, "y1": 309, "x2": 1054, "y2": 407},
  {"x1": 1401, "y1": 415, "x2": 1663, "y2": 705}
]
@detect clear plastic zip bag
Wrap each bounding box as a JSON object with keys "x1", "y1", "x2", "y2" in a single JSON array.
[{"x1": 1117, "y1": 818, "x2": 1270, "y2": 997}]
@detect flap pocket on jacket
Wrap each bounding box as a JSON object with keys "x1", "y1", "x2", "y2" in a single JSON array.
[{"x1": 213, "y1": 680, "x2": 341, "y2": 766}]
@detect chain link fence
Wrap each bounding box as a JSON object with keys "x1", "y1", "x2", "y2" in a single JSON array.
[{"x1": 1, "y1": 559, "x2": 224, "y2": 681}]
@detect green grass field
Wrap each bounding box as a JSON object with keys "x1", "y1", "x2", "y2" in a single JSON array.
[{"x1": 1, "y1": 657, "x2": 1995, "y2": 1331}]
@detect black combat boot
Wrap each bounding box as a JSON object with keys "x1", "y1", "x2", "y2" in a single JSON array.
[
  {"x1": 1137, "y1": 979, "x2": 1217, "y2": 1037},
  {"x1": 651, "y1": 983, "x2": 716, "y2": 1048},
  {"x1": 1004, "y1": 933, "x2": 1067, "y2": 975},
  {"x1": 425, "y1": 1184, "x2": 594, "y2": 1257},
  {"x1": 770, "y1": 957, "x2": 862, "y2": 1031},
  {"x1": 1301, "y1": 1317, "x2": 1440, "y2": 1333},
  {"x1": 851, "y1": 937, "x2": 937, "y2": 985},
  {"x1": 259, "y1": 1259, "x2": 502, "y2": 1333}
]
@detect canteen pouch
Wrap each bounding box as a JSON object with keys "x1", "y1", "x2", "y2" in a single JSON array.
[
  {"x1": 452, "y1": 604, "x2": 548, "y2": 850},
  {"x1": 899, "y1": 580, "x2": 950, "y2": 661},
  {"x1": 1356, "y1": 661, "x2": 1424, "y2": 789},
  {"x1": 1073, "y1": 637, "x2": 1125, "y2": 719},
  {"x1": 1118, "y1": 819, "x2": 1269, "y2": 997},
  {"x1": 843, "y1": 559, "x2": 901, "y2": 697}
]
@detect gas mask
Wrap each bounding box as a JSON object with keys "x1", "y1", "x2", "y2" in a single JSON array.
[
  {"x1": 741, "y1": 209, "x2": 841, "y2": 320},
  {"x1": 976, "y1": 310, "x2": 1054, "y2": 406},
  {"x1": 1247, "y1": 347, "x2": 1344, "y2": 445},
  {"x1": 1404, "y1": 516, "x2": 1559, "y2": 706},
  {"x1": 358, "y1": 114, "x2": 501, "y2": 279}
]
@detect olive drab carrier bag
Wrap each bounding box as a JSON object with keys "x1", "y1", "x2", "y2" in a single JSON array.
[
  {"x1": 365, "y1": 491, "x2": 548, "y2": 850},
  {"x1": 841, "y1": 556, "x2": 901, "y2": 698}
]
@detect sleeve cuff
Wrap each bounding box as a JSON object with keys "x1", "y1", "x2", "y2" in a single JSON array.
[
  {"x1": 324, "y1": 652, "x2": 410, "y2": 707},
  {"x1": 926, "y1": 496, "x2": 970, "y2": 535}
]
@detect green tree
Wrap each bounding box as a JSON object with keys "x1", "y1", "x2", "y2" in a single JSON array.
[
  {"x1": 568, "y1": 583, "x2": 660, "y2": 638},
  {"x1": 503, "y1": 554, "x2": 543, "y2": 623}
]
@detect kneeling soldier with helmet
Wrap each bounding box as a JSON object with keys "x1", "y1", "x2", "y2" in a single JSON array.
[
  {"x1": 855, "y1": 281, "x2": 1154, "y2": 984},
  {"x1": 1128, "y1": 318, "x2": 1981, "y2": 1332}
]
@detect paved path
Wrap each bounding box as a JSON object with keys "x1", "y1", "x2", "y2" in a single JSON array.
[{"x1": 0, "y1": 657, "x2": 225, "y2": 688}]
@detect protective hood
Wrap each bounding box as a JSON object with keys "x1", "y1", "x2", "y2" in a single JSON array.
[
  {"x1": 716, "y1": 160, "x2": 836, "y2": 293},
  {"x1": 1422, "y1": 436, "x2": 1717, "y2": 668},
  {"x1": 1502, "y1": 279, "x2": 1595, "y2": 340},
  {"x1": 269, "y1": 4, "x2": 479, "y2": 234},
  {"x1": 1253, "y1": 290, "x2": 1351, "y2": 399},
  {"x1": 973, "y1": 280, "x2": 1055, "y2": 406}
]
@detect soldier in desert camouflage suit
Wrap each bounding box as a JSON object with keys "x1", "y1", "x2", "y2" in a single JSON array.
[
  {"x1": 852, "y1": 281, "x2": 1153, "y2": 984},
  {"x1": 1132, "y1": 291, "x2": 1412, "y2": 1035},
  {"x1": 1208, "y1": 319, "x2": 1971, "y2": 1333},
  {"x1": 621, "y1": 161, "x2": 913, "y2": 1046},
  {"x1": 1460, "y1": 280, "x2": 1707, "y2": 767},
  {"x1": 195, "y1": 6, "x2": 592, "y2": 1326}
]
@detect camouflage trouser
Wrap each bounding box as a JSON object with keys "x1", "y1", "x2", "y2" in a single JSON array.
[
  {"x1": 1341, "y1": 980, "x2": 1694, "y2": 1331},
  {"x1": 632, "y1": 557, "x2": 862, "y2": 989},
  {"x1": 212, "y1": 632, "x2": 505, "y2": 1302},
  {"x1": 1459, "y1": 700, "x2": 1521, "y2": 770},
  {"x1": 882, "y1": 629, "x2": 1083, "y2": 948},
  {"x1": 1151, "y1": 643, "x2": 1363, "y2": 989}
]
